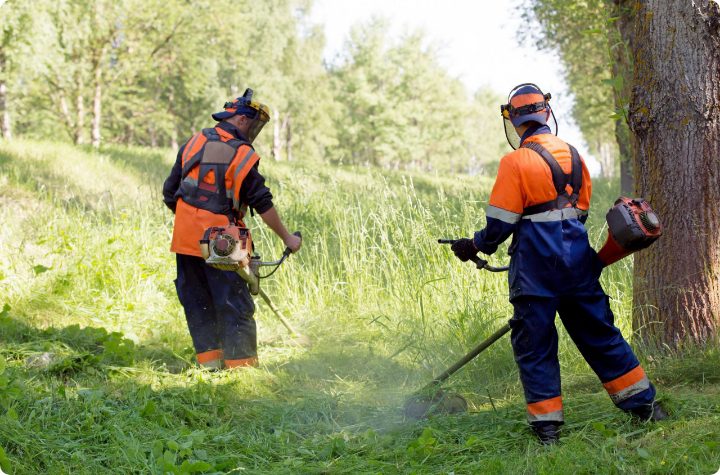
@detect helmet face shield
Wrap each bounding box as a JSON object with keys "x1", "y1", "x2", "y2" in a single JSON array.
[
  {"x1": 500, "y1": 83, "x2": 558, "y2": 150},
  {"x1": 503, "y1": 112, "x2": 522, "y2": 150},
  {"x1": 242, "y1": 101, "x2": 270, "y2": 143},
  {"x1": 212, "y1": 88, "x2": 271, "y2": 143},
  {"x1": 245, "y1": 116, "x2": 268, "y2": 143}
]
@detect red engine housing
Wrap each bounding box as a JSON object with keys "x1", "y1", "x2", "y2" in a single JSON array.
[{"x1": 597, "y1": 197, "x2": 662, "y2": 266}]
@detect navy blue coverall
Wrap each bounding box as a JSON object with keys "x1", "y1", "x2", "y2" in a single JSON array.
[{"x1": 473, "y1": 125, "x2": 656, "y2": 424}]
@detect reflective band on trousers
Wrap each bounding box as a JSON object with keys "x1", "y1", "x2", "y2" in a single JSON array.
[
  {"x1": 603, "y1": 366, "x2": 651, "y2": 404},
  {"x1": 486, "y1": 205, "x2": 521, "y2": 224},
  {"x1": 522, "y1": 207, "x2": 588, "y2": 222},
  {"x1": 527, "y1": 396, "x2": 564, "y2": 423},
  {"x1": 528, "y1": 409, "x2": 564, "y2": 423},
  {"x1": 197, "y1": 349, "x2": 223, "y2": 364}
]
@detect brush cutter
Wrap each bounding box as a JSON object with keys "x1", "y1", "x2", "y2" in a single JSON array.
[
  {"x1": 403, "y1": 239, "x2": 510, "y2": 419},
  {"x1": 201, "y1": 228, "x2": 310, "y2": 345}
]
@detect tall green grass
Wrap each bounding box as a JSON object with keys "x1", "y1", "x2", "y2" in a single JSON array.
[{"x1": 0, "y1": 139, "x2": 718, "y2": 474}]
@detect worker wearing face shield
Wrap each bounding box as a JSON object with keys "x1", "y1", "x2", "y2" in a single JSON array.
[
  {"x1": 162, "y1": 89, "x2": 301, "y2": 370},
  {"x1": 450, "y1": 84, "x2": 666, "y2": 444}
]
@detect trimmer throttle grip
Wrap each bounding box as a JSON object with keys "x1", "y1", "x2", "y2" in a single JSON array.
[
  {"x1": 469, "y1": 255, "x2": 489, "y2": 269},
  {"x1": 283, "y1": 231, "x2": 302, "y2": 257}
]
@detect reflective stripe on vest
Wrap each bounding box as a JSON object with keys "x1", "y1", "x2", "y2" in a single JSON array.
[
  {"x1": 522, "y1": 207, "x2": 588, "y2": 222},
  {"x1": 175, "y1": 128, "x2": 255, "y2": 218}
]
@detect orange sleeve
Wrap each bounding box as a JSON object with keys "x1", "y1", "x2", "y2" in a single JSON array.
[{"x1": 488, "y1": 152, "x2": 526, "y2": 214}]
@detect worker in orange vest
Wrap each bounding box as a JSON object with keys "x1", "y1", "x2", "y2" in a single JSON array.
[
  {"x1": 163, "y1": 89, "x2": 301, "y2": 370},
  {"x1": 451, "y1": 84, "x2": 666, "y2": 444}
]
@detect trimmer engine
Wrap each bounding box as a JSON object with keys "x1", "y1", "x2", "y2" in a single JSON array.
[
  {"x1": 200, "y1": 225, "x2": 252, "y2": 272},
  {"x1": 597, "y1": 197, "x2": 663, "y2": 266}
]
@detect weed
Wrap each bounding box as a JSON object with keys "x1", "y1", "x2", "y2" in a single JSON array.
[{"x1": 0, "y1": 140, "x2": 718, "y2": 473}]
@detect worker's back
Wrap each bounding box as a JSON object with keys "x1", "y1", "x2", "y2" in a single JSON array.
[{"x1": 487, "y1": 133, "x2": 600, "y2": 299}]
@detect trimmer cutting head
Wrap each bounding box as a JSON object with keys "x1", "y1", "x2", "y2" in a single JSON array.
[{"x1": 403, "y1": 389, "x2": 468, "y2": 419}]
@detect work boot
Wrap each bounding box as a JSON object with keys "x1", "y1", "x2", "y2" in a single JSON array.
[
  {"x1": 630, "y1": 401, "x2": 668, "y2": 421},
  {"x1": 531, "y1": 422, "x2": 561, "y2": 445}
]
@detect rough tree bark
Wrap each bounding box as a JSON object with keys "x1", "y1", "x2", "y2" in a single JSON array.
[{"x1": 618, "y1": 0, "x2": 720, "y2": 346}]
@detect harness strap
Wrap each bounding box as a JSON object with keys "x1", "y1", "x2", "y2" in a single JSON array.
[
  {"x1": 568, "y1": 144, "x2": 582, "y2": 205},
  {"x1": 176, "y1": 127, "x2": 254, "y2": 221},
  {"x1": 521, "y1": 141, "x2": 583, "y2": 216}
]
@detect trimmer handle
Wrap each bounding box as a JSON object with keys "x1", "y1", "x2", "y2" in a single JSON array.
[
  {"x1": 283, "y1": 231, "x2": 302, "y2": 257},
  {"x1": 438, "y1": 238, "x2": 509, "y2": 272}
]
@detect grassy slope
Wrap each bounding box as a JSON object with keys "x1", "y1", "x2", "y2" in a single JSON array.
[{"x1": 0, "y1": 139, "x2": 718, "y2": 474}]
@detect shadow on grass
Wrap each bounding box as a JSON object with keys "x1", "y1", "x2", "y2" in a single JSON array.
[
  {"x1": 99, "y1": 143, "x2": 173, "y2": 185},
  {"x1": 0, "y1": 146, "x2": 117, "y2": 217},
  {"x1": 0, "y1": 313, "x2": 189, "y2": 373}
]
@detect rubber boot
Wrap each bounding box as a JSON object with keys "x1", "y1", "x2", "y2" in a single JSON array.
[{"x1": 531, "y1": 421, "x2": 561, "y2": 445}]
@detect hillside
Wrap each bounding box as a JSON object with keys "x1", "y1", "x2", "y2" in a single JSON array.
[{"x1": 0, "y1": 140, "x2": 718, "y2": 474}]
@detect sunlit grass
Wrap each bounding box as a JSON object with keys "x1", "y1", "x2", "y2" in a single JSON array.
[{"x1": 0, "y1": 139, "x2": 718, "y2": 473}]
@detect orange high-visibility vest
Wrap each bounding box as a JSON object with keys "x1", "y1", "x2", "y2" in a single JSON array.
[{"x1": 171, "y1": 127, "x2": 259, "y2": 257}]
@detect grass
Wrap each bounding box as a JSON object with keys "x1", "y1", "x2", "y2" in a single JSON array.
[{"x1": 0, "y1": 138, "x2": 718, "y2": 474}]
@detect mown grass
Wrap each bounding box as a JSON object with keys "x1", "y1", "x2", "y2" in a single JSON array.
[{"x1": 0, "y1": 139, "x2": 718, "y2": 474}]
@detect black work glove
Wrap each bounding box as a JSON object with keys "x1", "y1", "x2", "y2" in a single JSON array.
[{"x1": 451, "y1": 238, "x2": 478, "y2": 262}]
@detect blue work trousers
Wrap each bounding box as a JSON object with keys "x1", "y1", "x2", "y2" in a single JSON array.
[
  {"x1": 510, "y1": 290, "x2": 656, "y2": 414},
  {"x1": 174, "y1": 254, "x2": 256, "y2": 360}
]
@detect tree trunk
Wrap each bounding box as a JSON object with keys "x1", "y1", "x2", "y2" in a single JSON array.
[
  {"x1": 610, "y1": 0, "x2": 636, "y2": 196},
  {"x1": 617, "y1": 120, "x2": 634, "y2": 195},
  {"x1": 170, "y1": 128, "x2": 178, "y2": 150},
  {"x1": 285, "y1": 114, "x2": 293, "y2": 162},
  {"x1": 91, "y1": 71, "x2": 102, "y2": 148},
  {"x1": 76, "y1": 82, "x2": 85, "y2": 145},
  {"x1": 272, "y1": 109, "x2": 282, "y2": 160},
  {"x1": 149, "y1": 126, "x2": 157, "y2": 147},
  {"x1": 0, "y1": 81, "x2": 11, "y2": 140},
  {"x1": 620, "y1": 0, "x2": 720, "y2": 346},
  {"x1": 0, "y1": 53, "x2": 11, "y2": 140}
]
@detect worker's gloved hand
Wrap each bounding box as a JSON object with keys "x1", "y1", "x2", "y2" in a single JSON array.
[{"x1": 451, "y1": 238, "x2": 478, "y2": 262}]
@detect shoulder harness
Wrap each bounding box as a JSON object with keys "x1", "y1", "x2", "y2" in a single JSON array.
[
  {"x1": 521, "y1": 141, "x2": 583, "y2": 215},
  {"x1": 175, "y1": 128, "x2": 252, "y2": 220}
]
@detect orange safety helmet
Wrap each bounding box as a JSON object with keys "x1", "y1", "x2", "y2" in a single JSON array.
[{"x1": 500, "y1": 83, "x2": 558, "y2": 149}]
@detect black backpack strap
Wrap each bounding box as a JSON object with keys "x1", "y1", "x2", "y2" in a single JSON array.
[
  {"x1": 522, "y1": 142, "x2": 568, "y2": 197},
  {"x1": 567, "y1": 145, "x2": 583, "y2": 206},
  {"x1": 521, "y1": 141, "x2": 571, "y2": 215}
]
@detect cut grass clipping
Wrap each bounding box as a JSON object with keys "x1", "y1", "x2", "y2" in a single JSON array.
[{"x1": 0, "y1": 140, "x2": 718, "y2": 473}]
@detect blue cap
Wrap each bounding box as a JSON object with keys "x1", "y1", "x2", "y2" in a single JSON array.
[{"x1": 211, "y1": 99, "x2": 262, "y2": 121}]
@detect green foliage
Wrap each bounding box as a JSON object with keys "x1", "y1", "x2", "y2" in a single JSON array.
[
  {"x1": 330, "y1": 19, "x2": 504, "y2": 173},
  {"x1": 0, "y1": 139, "x2": 718, "y2": 473},
  {"x1": 522, "y1": 0, "x2": 621, "y2": 178},
  {"x1": 1, "y1": 1, "x2": 505, "y2": 174}
]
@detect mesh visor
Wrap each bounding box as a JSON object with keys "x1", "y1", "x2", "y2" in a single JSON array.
[{"x1": 503, "y1": 117, "x2": 521, "y2": 150}]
